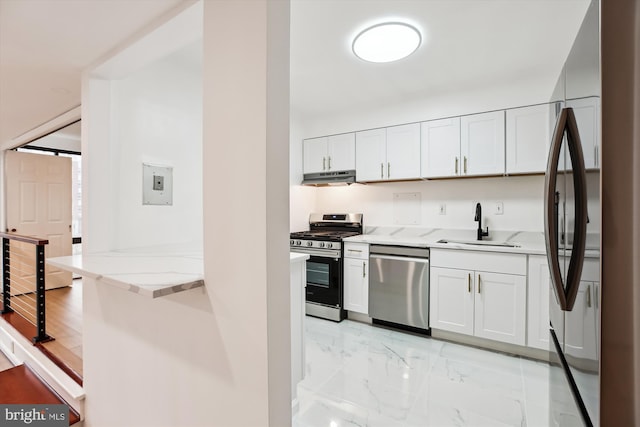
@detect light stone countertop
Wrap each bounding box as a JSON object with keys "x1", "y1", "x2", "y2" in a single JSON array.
[
  {"x1": 344, "y1": 226, "x2": 600, "y2": 258},
  {"x1": 47, "y1": 246, "x2": 312, "y2": 299}
]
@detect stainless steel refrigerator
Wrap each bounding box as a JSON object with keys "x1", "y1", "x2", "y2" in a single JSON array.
[
  {"x1": 544, "y1": 1, "x2": 640, "y2": 424},
  {"x1": 544, "y1": 1, "x2": 601, "y2": 425}
]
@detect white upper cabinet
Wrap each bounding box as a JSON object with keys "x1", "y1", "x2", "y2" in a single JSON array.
[
  {"x1": 506, "y1": 104, "x2": 555, "y2": 174},
  {"x1": 327, "y1": 133, "x2": 356, "y2": 171},
  {"x1": 303, "y1": 137, "x2": 328, "y2": 174},
  {"x1": 421, "y1": 117, "x2": 461, "y2": 178},
  {"x1": 356, "y1": 123, "x2": 420, "y2": 182},
  {"x1": 303, "y1": 133, "x2": 355, "y2": 174},
  {"x1": 386, "y1": 123, "x2": 421, "y2": 180},
  {"x1": 566, "y1": 97, "x2": 600, "y2": 169},
  {"x1": 461, "y1": 110, "x2": 505, "y2": 176},
  {"x1": 355, "y1": 128, "x2": 386, "y2": 181}
]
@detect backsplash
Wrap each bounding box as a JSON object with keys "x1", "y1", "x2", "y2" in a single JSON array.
[{"x1": 311, "y1": 173, "x2": 600, "y2": 233}]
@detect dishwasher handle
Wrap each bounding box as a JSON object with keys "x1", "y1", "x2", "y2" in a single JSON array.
[{"x1": 369, "y1": 253, "x2": 430, "y2": 264}]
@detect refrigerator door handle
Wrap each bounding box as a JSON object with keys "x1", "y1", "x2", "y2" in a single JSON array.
[{"x1": 544, "y1": 107, "x2": 589, "y2": 311}]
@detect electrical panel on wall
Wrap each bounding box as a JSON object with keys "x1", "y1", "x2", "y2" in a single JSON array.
[{"x1": 142, "y1": 163, "x2": 173, "y2": 205}]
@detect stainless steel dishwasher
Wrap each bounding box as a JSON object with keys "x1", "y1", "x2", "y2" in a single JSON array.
[{"x1": 369, "y1": 245, "x2": 430, "y2": 332}]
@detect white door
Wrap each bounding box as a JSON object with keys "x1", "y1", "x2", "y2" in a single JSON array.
[
  {"x1": 343, "y1": 257, "x2": 368, "y2": 314},
  {"x1": 429, "y1": 267, "x2": 474, "y2": 335},
  {"x1": 355, "y1": 128, "x2": 386, "y2": 181},
  {"x1": 527, "y1": 255, "x2": 551, "y2": 350},
  {"x1": 474, "y1": 271, "x2": 526, "y2": 345},
  {"x1": 327, "y1": 133, "x2": 355, "y2": 172},
  {"x1": 421, "y1": 117, "x2": 461, "y2": 178},
  {"x1": 566, "y1": 97, "x2": 600, "y2": 169},
  {"x1": 303, "y1": 137, "x2": 328, "y2": 174},
  {"x1": 461, "y1": 110, "x2": 506, "y2": 176},
  {"x1": 385, "y1": 123, "x2": 421, "y2": 180},
  {"x1": 5, "y1": 150, "x2": 72, "y2": 291},
  {"x1": 506, "y1": 104, "x2": 554, "y2": 174}
]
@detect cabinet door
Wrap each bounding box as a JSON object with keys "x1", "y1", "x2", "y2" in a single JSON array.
[
  {"x1": 429, "y1": 267, "x2": 474, "y2": 336},
  {"x1": 506, "y1": 104, "x2": 554, "y2": 174},
  {"x1": 527, "y1": 256, "x2": 551, "y2": 350},
  {"x1": 355, "y1": 128, "x2": 386, "y2": 181},
  {"x1": 564, "y1": 281, "x2": 598, "y2": 362},
  {"x1": 303, "y1": 137, "x2": 328, "y2": 174},
  {"x1": 327, "y1": 133, "x2": 356, "y2": 171},
  {"x1": 344, "y1": 257, "x2": 368, "y2": 314},
  {"x1": 474, "y1": 271, "x2": 526, "y2": 345},
  {"x1": 566, "y1": 97, "x2": 600, "y2": 169},
  {"x1": 421, "y1": 117, "x2": 461, "y2": 178},
  {"x1": 385, "y1": 123, "x2": 421, "y2": 180},
  {"x1": 461, "y1": 110, "x2": 505, "y2": 176}
]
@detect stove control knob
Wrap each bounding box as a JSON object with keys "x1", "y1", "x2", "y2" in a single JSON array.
[
  {"x1": 319, "y1": 242, "x2": 325, "y2": 248},
  {"x1": 296, "y1": 240, "x2": 302, "y2": 246},
  {"x1": 326, "y1": 242, "x2": 333, "y2": 249},
  {"x1": 289, "y1": 240, "x2": 294, "y2": 245},
  {"x1": 306, "y1": 241, "x2": 313, "y2": 247}
]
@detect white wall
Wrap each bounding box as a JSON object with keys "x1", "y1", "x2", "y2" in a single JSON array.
[
  {"x1": 315, "y1": 175, "x2": 545, "y2": 232},
  {"x1": 300, "y1": 79, "x2": 556, "y2": 139},
  {"x1": 81, "y1": 1, "x2": 292, "y2": 426},
  {"x1": 110, "y1": 42, "x2": 202, "y2": 249},
  {"x1": 289, "y1": 114, "x2": 315, "y2": 232}
]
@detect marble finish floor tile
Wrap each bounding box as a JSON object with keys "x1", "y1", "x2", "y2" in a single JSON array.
[{"x1": 294, "y1": 316, "x2": 556, "y2": 427}]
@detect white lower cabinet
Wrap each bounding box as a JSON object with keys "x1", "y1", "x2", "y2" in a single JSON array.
[
  {"x1": 473, "y1": 271, "x2": 526, "y2": 345},
  {"x1": 430, "y1": 267, "x2": 474, "y2": 335},
  {"x1": 527, "y1": 255, "x2": 551, "y2": 350},
  {"x1": 343, "y1": 243, "x2": 369, "y2": 315},
  {"x1": 564, "y1": 280, "x2": 599, "y2": 362},
  {"x1": 430, "y1": 250, "x2": 527, "y2": 346}
]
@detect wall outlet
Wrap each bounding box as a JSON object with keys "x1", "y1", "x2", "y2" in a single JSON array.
[
  {"x1": 495, "y1": 201, "x2": 504, "y2": 215},
  {"x1": 439, "y1": 204, "x2": 446, "y2": 215}
]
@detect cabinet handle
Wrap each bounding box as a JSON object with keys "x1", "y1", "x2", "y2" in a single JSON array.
[
  {"x1": 348, "y1": 249, "x2": 362, "y2": 253},
  {"x1": 328, "y1": 156, "x2": 332, "y2": 170},
  {"x1": 363, "y1": 262, "x2": 366, "y2": 278},
  {"x1": 468, "y1": 273, "x2": 471, "y2": 293},
  {"x1": 323, "y1": 157, "x2": 326, "y2": 171},
  {"x1": 595, "y1": 145, "x2": 599, "y2": 167},
  {"x1": 595, "y1": 284, "x2": 599, "y2": 309},
  {"x1": 477, "y1": 274, "x2": 481, "y2": 293},
  {"x1": 380, "y1": 163, "x2": 384, "y2": 179},
  {"x1": 387, "y1": 162, "x2": 390, "y2": 178},
  {"x1": 455, "y1": 157, "x2": 459, "y2": 174},
  {"x1": 464, "y1": 156, "x2": 468, "y2": 174},
  {"x1": 587, "y1": 284, "x2": 592, "y2": 308}
]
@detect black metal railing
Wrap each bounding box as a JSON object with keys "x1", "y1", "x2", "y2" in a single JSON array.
[{"x1": 0, "y1": 232, "x2": 51, "y2": 343}]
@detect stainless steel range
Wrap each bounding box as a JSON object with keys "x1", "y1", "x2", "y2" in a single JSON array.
[{"x1": 290, "y1": 213, "x2": 363, "y2": 322}]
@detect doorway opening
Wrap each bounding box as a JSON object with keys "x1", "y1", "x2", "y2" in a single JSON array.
[{"x1": 2, "y1": 120, "x2": 83, "y2": 382}]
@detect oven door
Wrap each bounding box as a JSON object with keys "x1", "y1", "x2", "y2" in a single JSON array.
[{"x1": 305, "y1": 254, "x2": 342, "y2": 308}]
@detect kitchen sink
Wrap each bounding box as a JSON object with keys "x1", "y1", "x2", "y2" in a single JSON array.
[{"x1": 436, "y1": 239, "x2": 521, "y2": 248}]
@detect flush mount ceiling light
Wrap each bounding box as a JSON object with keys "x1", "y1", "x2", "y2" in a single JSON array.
[{"x1": 352, "y1": 22, "x2": 421, "y2": 63}]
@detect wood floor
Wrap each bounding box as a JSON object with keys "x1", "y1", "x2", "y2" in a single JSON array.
[
  {"x1": 11, "y1": 280, "x2": 83, "y2": 379},
  {"x1": 0, "y1": 364, "x2": 81, "y2": 424}
]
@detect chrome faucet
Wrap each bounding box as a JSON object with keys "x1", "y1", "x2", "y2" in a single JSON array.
[{"x1": 475, "y1": 203, "x2": 489, "y2": 240}]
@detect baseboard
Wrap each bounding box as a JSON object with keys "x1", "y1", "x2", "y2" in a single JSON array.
[{"x1": 430, "y1": 328, "x2": 550, "y2": 362}]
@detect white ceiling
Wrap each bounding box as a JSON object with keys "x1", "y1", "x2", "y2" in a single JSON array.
[
  {"x1": 290, "y1": 0, "x2": 591, "y2": 122},
  {"x1": 0, "y1": 0, "x2": 187, "y2": 146},
  {"x1": 0, "y1": 0, "x2": 590, "y2": 146}
]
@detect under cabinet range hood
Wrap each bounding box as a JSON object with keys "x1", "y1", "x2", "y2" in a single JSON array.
[{"x1": 301, "y1": 170, "x2": 356, "y2": 186}]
